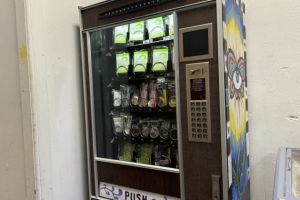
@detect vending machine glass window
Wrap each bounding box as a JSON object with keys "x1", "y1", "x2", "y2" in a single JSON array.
[{"x1": 89, "y1": 14, "x2": 179, "y2": 170}]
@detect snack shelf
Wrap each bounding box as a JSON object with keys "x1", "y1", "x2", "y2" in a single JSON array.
[
  {"x1": 112, "y1": 72, "x2": 175, "y2": 82},
  {"x1": 95, "y1": 157, "x2": 180, "y2": 174},
  {"x1": 112, "y1": 36, "x2": 174, "y2": 52},
  {"x1": 129, "y1": 107, "x2": 176, "y2": 113}
]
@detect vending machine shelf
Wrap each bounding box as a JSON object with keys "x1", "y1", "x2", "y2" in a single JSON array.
[{"x1": 95, "y1": 157, "x2": 180, "y2": 174}]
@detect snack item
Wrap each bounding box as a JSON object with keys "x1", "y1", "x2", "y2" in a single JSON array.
[
  {"x1": 139, "y1": 82, "x2": 148, "y2": 108},
  {"x1": 165, "y1": 14, "x2": 174, "y2": 36},
  {"x1": 112, "y1": 115, "x2": 124, "y2": 135},
  {"x1": 141, "y1": 120, "x2": 150, "y2": 138},
  {"x1": 123, "y1": 115, "x2": 132, "y2": 136},
  {"x1": 168, "y1": 81, "x2": 176, "y2": 108},
  {"x1": 169, "y1": 121, "x2": 178, "y2": 140},
  {"x1": 120, "y1": 85, "x2": 131, "y2": 108},
  {"x1": 114, "y1": 24, "x2": 128, "y2": 44},
  {"x1": 152, "y1": 47, "x2": 169, "y2": 73},
  {"x1": 118, "y1": 142, "x2": 134, "y2": 162},
  {"x1": 160, "y1": 120, "x2": 170, "y2": 139},
  {"x1": 133, "y1": 50, "x2": 148, "y2": 73},
  {"x1": 112, "y1": 90, "x2": 121, "y2": 107},
  {"x1": 116, "y1": 52, "x2": 130, "y2": 75},
  {"x1": 130, "y1": 88, "x2": 139, "y2": 107},
  {"x1": 157, "y1": 79, "x2": 167, "y2": 108},
  {"x1": 137, "y1": 144, "x2": 153, "y2": 164},
  {"x1": 154, "y1": 145, "x2": 171, "y2": 167},
  {"x1": 129, "y1": 21, "x2": 145, "y2": 41},
  {"x1": 148, "y1": 80, "x2": 158, "y2": 108},
  {"x1": 131, "y1": 120, "x2": 141, "y2": 138},
  {"x1": 146, "y1": 16, "x2": 165, "y2": 39},
  {"x1": 150, "y1": 121, "x2": 160, "y2": 139}
]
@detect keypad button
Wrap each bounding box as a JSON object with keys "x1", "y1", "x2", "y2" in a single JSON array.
[
  {"x1": 203, "y1": 135, "x2": 208, "y2": 138},
  {"x1": 192, "y1": 134, "x2": 196, "y2": 138},
  {"x1": 197, "y1": 124, "x2": 201, "y2": 128},
  {"x1": 202, "y1": 118, "x2": 207, "y2": 122},
  {"x1": 197, "y1": 129, "x2": 202, "y2": 133},
  {"x1": 192, "y1": 113, "x2": 195, "y2": 117},
  {"x1": 197, "y1": 113, "x2": 201, "y2": 117},
  {"x1": 202, "y1": 113, "x2": 206, "y2": 117},
  {"x1": 192, "y1": 107, "x2": 195, "y2": 111},
  {"x1": 192, "y1": 128, "x2": 196, "y2": 132},
  {"x1": 192, "y1": 118, "x2": 196, "y2": 122},
  {"x1": 202, "y1": 107, "x2": 206, "y2": 112},
  {"x1": 203, "y1": 123, "x2": 207, "y2": 128},
  {"x1": 192, "y1": 123, "x2": 196, "y2": 127},
  {"x1": 197, "y1": 118, "x2": 201, "y2": 122},
  {"x1": 197, "y1": 134, "x2": 203, "y2": 138},
  {"x1": 203, "y1": 129, "x2": 207, "y2": 133},
  {"x1": 196, "y1": 102, "x2": 201, "y2": 106},
  {"x1": 196, "y1": 107, "x2": 201, "y2": 111},
  {"x1": 202, "y1": 102, "x2": 206, "y2": 106},
  {"x1": 191, "y1": 102, "x2": 196, "y2": 106}
]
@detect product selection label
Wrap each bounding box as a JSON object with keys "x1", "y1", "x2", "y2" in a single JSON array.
[{"x1": 99, "y1": 182, "x2": 180, "y2": 200}]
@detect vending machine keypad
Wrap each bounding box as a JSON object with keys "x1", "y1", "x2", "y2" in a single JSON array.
[{"x1": 186, "y1": 63, "x2": 211, "y2": 143}]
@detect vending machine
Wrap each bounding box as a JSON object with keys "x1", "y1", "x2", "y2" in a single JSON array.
[{"x1": 79, "y1": 0, "x2": 250, "y2": 200}]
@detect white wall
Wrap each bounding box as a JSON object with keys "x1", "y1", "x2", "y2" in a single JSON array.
[
  {"x1": 0, "y1": 1, "x2": 28, "y2": 199},
  {"x1": 247, "y1": 0, "x2": 300, "y2": 199},
  {"x1": 25, "y1": 0, "x2": 104, "y2": 199}
]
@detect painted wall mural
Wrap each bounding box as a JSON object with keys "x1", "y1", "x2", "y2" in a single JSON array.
[{"x1": 223, "y1": 0, "x2": 250, "y2": 200}]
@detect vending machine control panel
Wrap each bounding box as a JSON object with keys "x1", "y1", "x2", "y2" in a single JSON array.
[{"x1": 186, "y1": 62, "x2": 211, "y2": 143}]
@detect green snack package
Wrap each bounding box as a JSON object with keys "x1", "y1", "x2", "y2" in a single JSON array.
[
  {"x1": 152, "y1": 47, "x2": 169, "y2": 73},
  {"x1": 133, "y1": 50, "x2": 148, "y2": 73},
  {"x1": 116, "y1": 52, "x2": 130, "y2": 75},
  {"x1": 114, "y1": 24, "x2": 128, "y2": 44},
  {"x1": 119, "y1": 143, "x2": 134, "y2": 162},
  {"x1": 168, "y1": 15, "x2": 174, "y2": 36},
  {"x1": 137, "y1": 144, "x2": 153, "y2": 164},
  {"x1": 129, "y1": 21, "x2": 145, "y2": 41},
  {"x1": 147, "y1": 16, "x2": 165, "y2": 39}
]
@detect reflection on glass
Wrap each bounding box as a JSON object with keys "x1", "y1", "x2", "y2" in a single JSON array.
[{"x1": 90, "y1": 14, "x2": 178, "y2": 169}]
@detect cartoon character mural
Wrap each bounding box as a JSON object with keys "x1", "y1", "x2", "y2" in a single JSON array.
[{"x1": 223, "y1": 0, "x2": 250, "y2": 200}]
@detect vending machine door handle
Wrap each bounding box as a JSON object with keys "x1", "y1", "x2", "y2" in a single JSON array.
[{"x1": 212, "y1": 175, "x2": 221, "y2": 200}]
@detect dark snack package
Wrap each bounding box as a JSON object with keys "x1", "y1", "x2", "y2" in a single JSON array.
[
  {"x1": 149, "y1": 121, "x2": 160, "y2": 139},
  {"x1": 154, "y1": 145, "x2": 171, "y2": 167},
  {"x1": 160, "y1": 120, "x2": 170, "y2": 139},
  {"x1": 131, "y1": 120, "x2": 141, "y2": 138},
  {"x1": 157, "y1": 78, "x2": 167, "y2": 108},
  {"x1": 139, "y1": 81, "x2": 148, "y2": 108},
  {"x1": 169, "y1": 121, "x2": 177, "y2": 141},
  {"x1": 168, "y1": 81, "x2": 176, "y2": 108},
  {"x1": 148, "y1": 80, "x2": 158, "y2": 108},
  {"x1": 141, "y1": 120, "x2": 150, "y2": 138}
]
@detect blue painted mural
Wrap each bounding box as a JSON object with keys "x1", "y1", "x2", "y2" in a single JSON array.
[{"x1": 223, "y1": 0, "x2": 250, "y2": 200}]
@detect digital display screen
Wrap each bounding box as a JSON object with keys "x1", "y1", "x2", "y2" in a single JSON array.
[
  {"x1": 183, "y1": 29, "x2": 209, "y2": 57},
  {"x1": 190, "y1": 78, "x2": 206, "y2": 100}
]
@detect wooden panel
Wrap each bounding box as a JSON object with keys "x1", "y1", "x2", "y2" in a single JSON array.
[
  {"x1": 178, "y1": 5, "x2": 222, "y2": 200},
  {"x1": 81, "y1": 0, "x2": 210, "y2": 30},
  {"x1": 97, "y1": 162, "x2": 181, "y2": 197}
]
